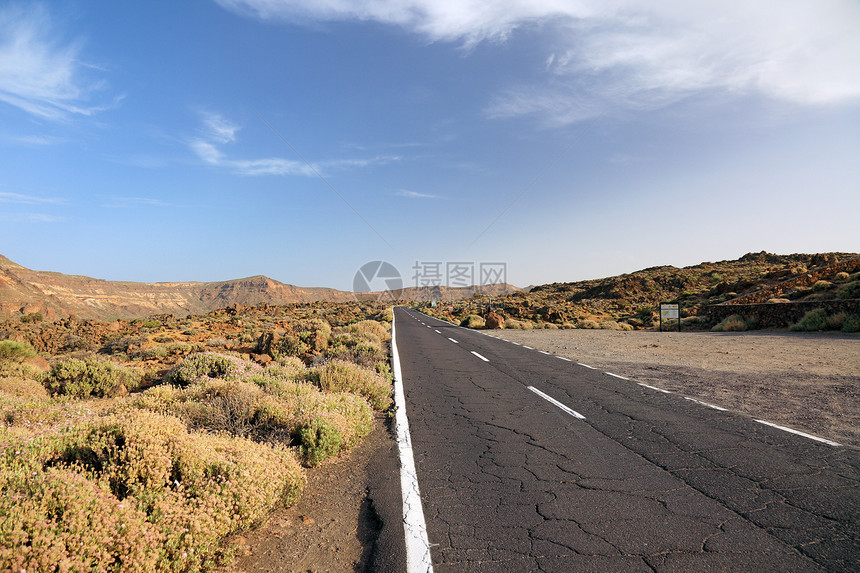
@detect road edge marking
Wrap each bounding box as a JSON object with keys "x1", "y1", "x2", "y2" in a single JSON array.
[
  {"x1": 528, "y1": 386, "x2": 586, "y2": 420},
  {"x1": 755, "y1": 419, "x2": 842, "y2": 447},
  {"x1": 392, "y1": 311, "x2": 435, "y2": 572}
]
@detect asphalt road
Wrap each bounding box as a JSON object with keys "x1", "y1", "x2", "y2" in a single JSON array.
[{"x1": 391, "y1": 307, "x2": 860, "y2": 572}]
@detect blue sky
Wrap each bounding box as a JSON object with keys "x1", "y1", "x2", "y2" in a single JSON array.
[{"x1": 1, "y1": 1, "x2": 859, "y2": 291}]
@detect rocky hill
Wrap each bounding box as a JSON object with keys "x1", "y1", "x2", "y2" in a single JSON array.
[
  {"x1": 0, "y1": 255, "x2": 358, "y2": 321},
  {"x1": 419, "y1": 251, "x2": 860, "y2": 329},
  {"x1": 0, "y1": 255, "x2": 519, "y2": 321}
]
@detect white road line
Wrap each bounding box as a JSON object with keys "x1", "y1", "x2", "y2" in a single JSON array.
[
  {"x1": 528, "y1": 386, "x2": 586, "y2": 420},
  {"x1": 605, "y1": 372, "x2": 630, "y2": 380},
  {"x1": 684, "y1": 397, "x2": 728, "y2": 411},
  {"x1": 391, "y1": 314, "x2": 435, "y2": 572},
  {"x1": 448, "y1": 338, "x2": 459, "y2": 344},
  {"x1": 539, "y1": 350, "x2": 551, "y2": 355},
  {"x1": 755, "y1": 419, "x2": 842, "y2": 447},
  {"x1": 511, "y1": 342, "x2": 521, "y2": 345},
  {"x1": 638, "y1": 382, "x2": 672, "y2": 394},
  {"x1": 434, "y1": 329, "x2": 441, "y2": 333},
  {"x1": 471, "y1": 351, "x2": 490, "y2": 362},
  {"x1": 556, "y1": 356, "x2": 572, "y2": 362},
  {"x1": 577, "y1": 363, "x2": 596, "y2": 369},
  {"x1": 522, "y1": 345, "x2": 533, "y2": 349}
]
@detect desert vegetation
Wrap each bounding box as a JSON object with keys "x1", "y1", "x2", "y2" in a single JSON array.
[
  {"x1": 418, "y1": 252, "x2": 860, "y2": 332},
  {"x1": 0, "y1": 302, "x2": 394, "y2": 571}
]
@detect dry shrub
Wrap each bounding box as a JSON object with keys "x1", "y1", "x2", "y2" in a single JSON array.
[
  {"x1": 0, "y1": 376, "x2": 49, "y2": 398},
  {"x1": 712, "y1": 314, "x2": 747, "y2": 332},
  {"x1": 617, "y1": 322, "x2": 635, "y2": 331},
  {"x1": 842, "y1": 313, "x2": 860, "y2": 333},
  {"x1": 43, "y1": 357, "x2": 142, "y2": 398},
  {"x1": 313, "y1": 359, "x2": 392, "y2": 411},
  {"x1": 827, "y1": 312, "x2": 847, "y2": 330},
  {"x1": 598, "y1": 321, "x2": 618, "y2": 330},
  {"x1": 766, "y1": 298, "x2": 791, "y2": 303},
  {"x1": 164, "y1": 352, "x2": 261, "y2": 387},
  {"x1": 812, "y1": 280, "x2": 833, "y2": 291},
  {"x1": 834, "y1": 271, "x2": 850, "y2": 281},
  {"x1": 543, "y1": 323, "x2": 558, "y2": 329},
  {"x1": 461, "y1": 315, "x2": 485, "y2": 329},
  {"x1": 0, "y1": 411, "x2": 305, "y2": 572},
  {"x1": 503, "y1": 318, "x2": 524, "y2": 329},
  {"x1": 576, "y1": 320, "x2": 598, "y2": 329}
]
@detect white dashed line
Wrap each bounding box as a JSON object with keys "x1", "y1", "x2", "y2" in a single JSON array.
[
  {"x1": 556, "y1": 356, "x2": 572, "y2": 362},
  {"x1": 684, "y1": 397, "x2": 728, "y2": 411},
  {"x1": 539, "y1": 350, "x2": 551, "y2": 355},
  {"x1": 638, "y1": 382, "x2": 672, "y2": 394},
  {"x1": 471, "y1": 351, "x2": 490, "y2": 362},
  {"x1": 448, "y1": 338, "x2": 458, "y2": 344},
  {"x1": 522, "y1": 345, "x2": 533, "y2": 350},
  {"x1": 528, "y1": 386, "x2": 586, "y2": 420},
  {"x1": 434, "y1": 330, "x2": 441, "y2": 334},
  {"x1": 755, "y1": 419, "x2": 842, "y2": 447},
  {"x1": 605, "y1": 372, "x2": 630, "y2": 380},
  {"x1": 577, "y1": 363, "x2": 596, "y2": 369},
  {"x1": 511, "y1": 342, "x2": 521, "y2": 346}
]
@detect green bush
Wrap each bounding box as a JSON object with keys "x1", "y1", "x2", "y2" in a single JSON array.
[
  {"x1": 19, "y1": 312, "x2": 43, "y2": 324},
  {"x1": 836, "y1": 281, "x2": 860, "y2": 300},
  {"x1": 297, "y1": 418, "x2": 343, "y2": 467},
  {"x1": 575, "y1": 319, "x2": 598, "y2": 329},
  {"x1": 0, "y1": 340, "x2": 37, "y2": 362},
  {"x1": 841, "y1": 313, "x2": 860, "y2": 333},
  {"x1": 141, "y1": 320, "x2": 161, "y2": 329},
  {"x1": 44, "y1": 357, "x2": 142, "y2": 398},
  {"x1": 790, "y1": 309, "x2": 829, "y2": 331}
]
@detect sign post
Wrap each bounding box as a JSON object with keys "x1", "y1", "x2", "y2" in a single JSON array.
[{"x1": 659, "y1": 303, "x2": 680, "y2": 332}]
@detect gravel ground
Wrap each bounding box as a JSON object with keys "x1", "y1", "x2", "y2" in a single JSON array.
[{"x1": 493, "y1": 328, "x2": 860, "y2": 447}]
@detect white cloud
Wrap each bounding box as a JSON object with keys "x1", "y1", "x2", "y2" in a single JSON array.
[
  {"x1": 215, "y1": 0, "x2": 860, "y2": 122},
  {"x1": 190, "y1": 111, "x2": 399, "y2": 176},
  {"x1": 396, "y1": 189, "x2": 441, "y2": 199},
  {"x1": 0, "y1": 191, "x2": 65, "y2": 205},
  {"x1": 0, "y1": 3, "x2": 110, "y2": 120}
]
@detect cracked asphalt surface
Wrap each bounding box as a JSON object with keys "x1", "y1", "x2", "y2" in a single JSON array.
[{"x1": 392, "y1": 308, "x2": 860, "y2": 572}]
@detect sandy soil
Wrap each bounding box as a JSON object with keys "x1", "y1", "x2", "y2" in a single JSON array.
[
  {"x1": 218, "y1": 415, "x2": 393, "y2": 573},
  {"x1": 494, "y1": 329, "x2": 860, "y2": 448}
]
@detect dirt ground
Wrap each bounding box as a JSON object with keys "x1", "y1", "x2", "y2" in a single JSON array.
[
  {"x1": 219, "y1": 329, "x2": 858, "y2": 572},
  {"x1": 218, "y1": 415, "x2": 394, "y2": 573},
  {"x1": 494, "y1": 328, "x2": 860, "y2": 448}
]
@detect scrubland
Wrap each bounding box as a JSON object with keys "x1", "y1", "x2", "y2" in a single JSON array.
[{"x1": 0, "y1": 303, "x2": 394, "y2": 572}]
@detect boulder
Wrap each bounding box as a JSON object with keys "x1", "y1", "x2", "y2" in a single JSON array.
[{"x1": 485, "y1": 312, "x2": 504, "y2": 329}]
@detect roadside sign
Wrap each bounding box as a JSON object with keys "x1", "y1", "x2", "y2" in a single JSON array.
[
  {"x1": 659, "y1": 303, "x2": 681, "y2": 332},
  {"x1": 660, "y1": 304, "x2": 679, "y2": 320}
]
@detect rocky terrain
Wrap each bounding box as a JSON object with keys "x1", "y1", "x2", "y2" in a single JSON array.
[
  {"x1": 0, "y1": 255, "x2": 518, "y2": 322},
  {"x1": 419, "y1": 251, "x2": 860, "y2": 331}
]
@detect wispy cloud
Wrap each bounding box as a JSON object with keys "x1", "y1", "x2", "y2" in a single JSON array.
[
  {"x1": 11, "y1": 134, "x2": 68, "y2": 146},
  {"x1": 190, "y1": 111, "x2": 400, "y2": 176},
  {"x1": 0, "y1": 191, "x2": 65, "y2": 205},
  {"x1": 102, "y1": 196, "x2": 171, "y2": 208},
  {"x1": 216, "y1": 0, "x2": 860, "y2": 124},
  {"x1": 24, "y1": 213, "x2": 64, "y2": 223},
  {"x1": 0, "y1": 3, "x2": 113, "y2": 120},
  {"x1": 396, "y1": 189, "x2": 441, "y2": 199}
]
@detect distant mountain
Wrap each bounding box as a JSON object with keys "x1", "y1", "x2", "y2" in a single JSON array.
[
  {"x1": 0, "y1": 255, "x2": 357, "y2": 321},
  {"x1": 0, "y1": 255, "x2": 520, "y2": 321}
]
